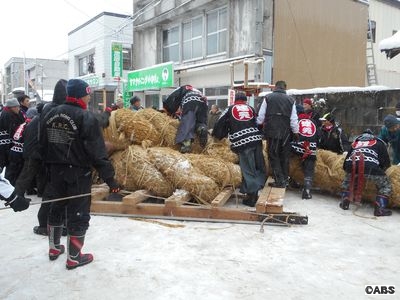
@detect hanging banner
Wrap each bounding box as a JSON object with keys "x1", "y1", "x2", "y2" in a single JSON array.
[
  {"x1": 228, "y1": 89, "x2": 236, "y2": 105},
  {"x1": 111, "y1": 43, "x2": 123, "y2": 78},
  {"x1": 127, "y1": 62, "x2": 174, "y2": 91}
]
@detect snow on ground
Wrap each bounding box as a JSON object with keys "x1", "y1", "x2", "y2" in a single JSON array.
[{"x1": 0, "y1": 190, "x2": 399, "y2": 300}]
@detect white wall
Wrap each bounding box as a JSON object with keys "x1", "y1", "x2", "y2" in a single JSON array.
[
  {"x1": 370, "y1": 0, "x2": 400, "y2": 87},
  {"x1": 68, "y1": 13, "x2": 133, "y2": 86}
]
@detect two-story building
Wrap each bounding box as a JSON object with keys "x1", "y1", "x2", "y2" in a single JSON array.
[
  {"x1": 68, "y1": 12, "x2": 134, "y2": 112},
  {"x1": 3, "y1": 57, "x2": 68, "y2": 102},
  {"x1": 130, "y1": 0, "x2": 369, "y2": 110}
]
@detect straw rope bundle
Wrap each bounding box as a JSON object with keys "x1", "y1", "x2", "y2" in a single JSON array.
[
  {"x1": 135, "y1": 108, "x2": 180, "y2": 147},
  {"x1": 289, "y1": 150, "x2": 345, "y2": 194},
  {"x1": 109, "y1": 150, "x2": 138, "y2": 190},
  {"x1": 114, "y1": 109, "x2": 162, "y2": 145},
  {"x1": 147, "y1": 147, "x2": 220, "y2": 203},
  {"x1": 203, "y1": 138, "x2": 239, "y2": 164},
  {"x1": 288, "y1": 150, "x2": 400, "y2": 207},
  {"x1": 184, "y1": 153, "x2": 242, "y2": 188},
  {"x1": 102, "y1": 111, "x2": 130, "y2": 151},
  {"x1": 360, "y1": 165, "x2": 400, "y2": 207},
  {"x1": 123, "y1": 145, "x2": 174, "y2": 197}
]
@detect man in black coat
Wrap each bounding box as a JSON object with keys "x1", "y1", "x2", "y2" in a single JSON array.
[
  {"x1": 213, "y1": 92, "x2": 266, "y2": 207},
  {"x1": 163, "y1": 85, "x2": 208, "y2": 153},
  {"x1": 41, "y1": 79, "x2": 120, "y2": 269},
  {"x1": 257, "y1": 81, "x2": 299, "y2": 188},
  {"x1": 319, "y1": 112, "x2": 350, "y2": 154},
  {"x1": 0, "y1": 98, "x2": 25, "y2": 170},
  {"x1": 14, "y1": 79, "x2": 68, "y2": 236},
  {"x1": 340, "y1": 130, "x2": 392, "y2": 216}
]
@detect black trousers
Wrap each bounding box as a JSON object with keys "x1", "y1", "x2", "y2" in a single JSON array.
[
  {"x1": 302, "y1": 158, "x2": 316, "y2": 190},
  {"x1": 47, "y1": 165, "x2": 92, "y2": 235},
  {"x1": 238, "y1": 144, "x2": 267, "y2": 195},
  {"x1": 267, "y1": 137, "x2": 292, "y2": 184},
  {"x1": 14, "y1": 158, "x2": 46, "y2": 196},
  {"x1": 5, "y1": 154, "x2": 23, "y2": 186},
  {"x1": 176, "y1": 110, "x2": 196, "y2": 144}
]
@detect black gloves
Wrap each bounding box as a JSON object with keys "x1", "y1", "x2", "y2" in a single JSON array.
[
  {"x1": 5, "y1": 192, "x2": 31, "y2": 212},
  {"x1": 105, "y1": 178, "x2": 121, "y2": 193}
]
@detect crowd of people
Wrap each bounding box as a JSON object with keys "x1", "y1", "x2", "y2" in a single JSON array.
[
  {"x1": 210, "y1": 80, "x2": 396, "y2": 218},
  {"x1": 0, "y1": 79, "x2": 398, "y2": 271},
  {"x1": 0, "y1": 78, "x2": 120, "y2": 270}
]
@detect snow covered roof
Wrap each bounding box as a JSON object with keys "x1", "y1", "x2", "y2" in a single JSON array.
[
  {"x1": 287, "y1": 85, "x2": 394, "y2": 96},
  {"x1": 379, "y1": 31, "x2": 400, "y2": 59}
]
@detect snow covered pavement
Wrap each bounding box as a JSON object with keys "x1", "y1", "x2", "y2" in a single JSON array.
[{"x1": 1, "y1": 190, "x2": 399, "y2": 299}]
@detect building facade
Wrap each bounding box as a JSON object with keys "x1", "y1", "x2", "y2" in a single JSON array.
[
  {"x1": 68, "y1": 12, "x2": 134, "y2": 112},
  {"x1": 2, "y1": 57, "x2": 68, "y2": 102},
  {"x1": 370, "y1": 0, "x2": 400, "y2": 87},
  {"x1": 132, "y1": 0, "x2": 273, "y2": 109},
  {"x1": 131, "y1": 0, "x2": 370, "y2": 110}
]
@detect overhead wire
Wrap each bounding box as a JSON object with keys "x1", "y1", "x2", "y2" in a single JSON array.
[{"x1": 53, "y1": 0, "x2": 164, "y2": 60}]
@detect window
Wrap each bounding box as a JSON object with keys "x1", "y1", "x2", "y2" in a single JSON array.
[
  {"x1": 163, "y1": 26, "x2": 180, "y2": 62},
  {"x1": 79, "y1": 57, "x2": 88, "y2": 76},
  {"x1": 204, "y1": 87, "x2": 229, "y2": 111},
  {"x1": 207, "y1": 8, "x2": 227, "y2": 55},
  {"x1": 368, "y1": 20, "x2": 376, "y2": 43},
  {"x1": 79, "y1": 53, "x2": 95, "y2": 76},
  {"x1": 123, "y1": 47, "x2": 133, "y2": 70},
  {"x1": 183, "y1": 17, "x2": 203, "y2": 60}
]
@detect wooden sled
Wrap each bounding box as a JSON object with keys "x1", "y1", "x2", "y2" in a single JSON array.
[{"x1": 90, "y1": 178, "x2": 308, "y2": 226}]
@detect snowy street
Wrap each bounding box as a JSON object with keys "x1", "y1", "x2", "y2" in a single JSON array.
[{"x1": 1, "y1": 190, "x2": 399, "y2": 300}]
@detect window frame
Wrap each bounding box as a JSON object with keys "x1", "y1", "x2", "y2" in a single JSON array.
[
  {"x1": 206, "y1": 7, "x2": 228, "y2": 57},
  {"x1": 182, "y1": 16, "x2": 203, "y2": 61},
  {"x1": 162, "y1": 25, "x2": 180, "y2": 63}
]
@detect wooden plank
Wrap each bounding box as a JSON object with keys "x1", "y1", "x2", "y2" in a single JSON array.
[
  {"x1": 256, "y1": 179, "x2": 272, "y2": 213},
  {"x1": 256, "y1": 177, "x2": 284, "y2": 214},
  {"x1": 165, "y1": 190, "x2": 191, "y2": 208},
  {"x1": 211, "y1": 188, "x2": 233, "y2": 207},
  {"x1": 91, "y1": 184, "x2": 110, "y2": 202},
  {"x1": 122, "y1": 190, "x2": 151, "y2": 206},
  {"x1": 91, "y1": 200, "x2": 260, "y2": 222}
]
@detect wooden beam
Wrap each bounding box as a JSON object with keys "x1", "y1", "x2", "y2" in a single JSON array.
[
  {"x1": 91, "y1": 200, "x2": 260, "y2": 221},
  {"x1": 122, "y1": 190, "x2": 151, "y2": 206},
  {"x1": 165, "y1": 190, "x2": 191, "y2": 208},
  {"x1": 91, "y1": 184, "x2": 110, "y2": 202},
  {"x1": 256, "y1": 177, "x2": 284, "y2": 214},
  {"x1": 211, "y1": 188, "x2": 233, "y2": 207}
]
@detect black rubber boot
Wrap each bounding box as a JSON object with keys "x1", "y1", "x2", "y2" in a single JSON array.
[
  {"x1": 301, "y1": 188, "x2": 312, "y2": 200},
  {"x1": 339, "y1": 191, "x2": 350, "y2": 210},
  {"x1": 374, "y1": 195, "x2": 392, "y2": 217},
  {"x1": 242, "y1": 193, "x2": 258, "y2": 207},
  {"x1": 66, "y1": 233, "x2": 94, "y2": 270},
  {"x1": 197, "y1": 126, "x2": 208, "y2": 148},
  {"x1": 48, "y1": 225, "x2": 65, "y2": 261},
  {"x1": 33, "y1": 226, "x2": 48, "y2": 236},
  {"x1": 180, "y1": 140, "x2": 192, "y2": 153}
]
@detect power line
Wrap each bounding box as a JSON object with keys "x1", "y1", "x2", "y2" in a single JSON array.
[{"x1": 53, "y1": 0, "x2": 163, "y2": 60}]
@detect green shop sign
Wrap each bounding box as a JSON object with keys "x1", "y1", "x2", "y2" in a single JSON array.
[
  {"x1": 81, "y1": 75, "x2": 99, "y2": 88},
  {"x1": 111, "y1": 43, "x2": 123, "y2": 78},
  {"x1": 127, "y1": 62, "x2": 174, "y2": 91}
]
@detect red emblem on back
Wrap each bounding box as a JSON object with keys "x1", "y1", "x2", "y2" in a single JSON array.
[
  {"x1": 298, "y1": 119, "x2": 316, "y2": 137},
  {"x1": 232, "y1": 104, "x2": 253, "y2": 121},
  {"x1": 352, "y1": 140, "x2": 376, "y2": 149}
]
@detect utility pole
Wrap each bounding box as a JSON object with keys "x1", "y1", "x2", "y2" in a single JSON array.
[{"x1": 254, "y1": 0, "x2": 264, "y2": 83}]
